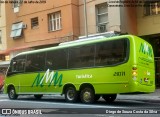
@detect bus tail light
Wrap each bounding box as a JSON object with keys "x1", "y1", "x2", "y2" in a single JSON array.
[
  {"x1": 132, "y1": 71, "x2": 137, "y2": 76},
  {"x1": 132, "y1": 67, "x2": 137, "y2": 81}
]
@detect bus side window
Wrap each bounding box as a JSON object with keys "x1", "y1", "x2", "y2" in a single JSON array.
[
  {"x1": 11, "y1": 55, "x2": 26, "y2": 73},
  {"x1": 68, "y1": 45, "x2": 95, "y2": 68},
  {"x1": 95, "y1": 41, "x2": 111, "y2": 66},
  {"x1": 26, "y1": 53, "x2": 45, "y2": 72},
  {"x1": 45, "y1": 49, "x2": 68, "y2": 70}
]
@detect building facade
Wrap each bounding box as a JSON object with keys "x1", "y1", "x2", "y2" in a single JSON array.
[
  {"x1": 5, "y1": 0, "x2": 80, "y2": 58},
  {"x1": 0, "y1": 2, "x2": 8, "y2": 90},
  {"x1": 79, "y1": 0, "x2": 137, "y2": 36},
  {"x1": 0, "y1": 2, "x2": 9, "y2": 77}
]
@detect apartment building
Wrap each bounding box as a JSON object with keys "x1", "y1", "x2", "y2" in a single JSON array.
[
  {"x1": 5, "y1": 0, "x2": 79, "y2": 58},
  {"x1": 0, "y1": 2, "x2": 9, "y2": 76},
  {"x1": 79, "y1": 0, "x2": 137, "y2": 36},
  {"x1": 0, "y1": 2, "x2": 8, "y2": 90}
]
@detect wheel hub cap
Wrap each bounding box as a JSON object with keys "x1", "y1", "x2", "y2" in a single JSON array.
[{"x1": 83, "y1": 92, "x2": 91, "y2": 102}]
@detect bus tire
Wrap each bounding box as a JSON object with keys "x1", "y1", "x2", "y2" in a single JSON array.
[
  {"x1": 80, "y1": 87, "x2": 95, "y2": 104},
  {"x1": 65, "y1": 86, "x2": 78, "y2": 103},
  {"x1": 34, "y1": 94, "x2": 43, "y2": 99},
  {"x1": 102, "y1": 94, "x2": 117, "y2": 103},
  {"x1": 8, "y1": 86, "x2": 18, "y2": 100}
]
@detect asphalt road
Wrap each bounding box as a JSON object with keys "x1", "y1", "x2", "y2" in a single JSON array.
[{"x1": 0, "y1": 94, "x2": 160, "y2": 117}]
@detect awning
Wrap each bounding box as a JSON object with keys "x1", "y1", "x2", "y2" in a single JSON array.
[{"x1": 10, "y1": 22, "x2": 23, "y2": 38}]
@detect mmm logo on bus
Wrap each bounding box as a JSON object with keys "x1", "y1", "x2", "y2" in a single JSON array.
[
  {"x1": 139, "y1": 42, "x2": 153, "y2": 57},
  {"x1": 31, "y1": 69, "x2": 63, "y2": 87}
]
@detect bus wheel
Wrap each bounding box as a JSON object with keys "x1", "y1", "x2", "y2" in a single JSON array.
[
  {"x1": 8, "y1": 87, "x2": 18, "y2": 100},
  {"x1": 102, "y1": 94, "x2": 117, "y2": 103},
  {"x1": 80, "y1": 87, "x2": 95, "y2": 104},
  {"x1": 34, "y1": 95, "x2": 43, "y2": 99},
  {"x1": 65, "y1": 87, "x2": 77, "y2": 103}
]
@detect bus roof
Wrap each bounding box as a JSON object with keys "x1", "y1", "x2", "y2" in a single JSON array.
[
  {"x1": 15, "y1": 34, "x2": 137, "y2": 57},
  {"x1": 59, "y1": 31, "x2": 120, "y2": 46}
]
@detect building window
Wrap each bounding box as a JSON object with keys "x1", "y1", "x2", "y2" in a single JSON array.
[
  {"x1": 96, "y1": 3, "x2": 108, "y2": 33},
  {"x1": 13, "y1": 0, "x2": 19, "y2": 8},
  {"x1": 13, "y1": 0, "x2": 22, "y2": 8},
  {"x1": 13, "y1": 0, "x2": 23, "y2": 13},
  {"x1": 0, "y1": 30, "x2": 2, "y2": 44},
  {"x1": 31, "y1": 17, "x2": 39, "y2": 29},
  {"x1": 0, "y1": 55, "x2": 6, "y2": 61},
  {"x1": 48, "y1": 11, "x2": 62, "y2": 31},
  {"x1": 144, "y1": 1, "x2": 160, "y2": 16},
  {"x1": 10, "y1": 22, "x2": 23, "y2": 38}
]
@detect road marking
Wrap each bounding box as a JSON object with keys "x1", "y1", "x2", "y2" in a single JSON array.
[{"x1": 0, "y1": 99, "x2": 117, "y2": 108}]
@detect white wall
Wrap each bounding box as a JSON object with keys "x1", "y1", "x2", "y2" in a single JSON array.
[{"x1": 79, "y1": 0, "x2": 121, "y2": 36}]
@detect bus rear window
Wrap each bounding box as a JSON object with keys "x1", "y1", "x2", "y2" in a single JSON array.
[{"x1": 95, "y1": 39, "x2": 128, "y2": 66}]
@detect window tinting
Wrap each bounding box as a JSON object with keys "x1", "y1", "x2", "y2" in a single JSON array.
[
  {"x1": 10, "y1": 55, "x2": 26, "y2": 73},
  {"x1": 26, "y1": 53, "x2": 45, "y2": 72},
  {"x1": 95, "y1": 39, "x2": 127, "y2": 66},
  {"x1": 45, "y1": 49, "x2": 67, "y2": 70},
  {"x1": 69, "y1": 45, "x2": 95, "y2": 68}
]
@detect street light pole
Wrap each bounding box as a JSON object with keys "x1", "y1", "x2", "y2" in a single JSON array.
[{"x1": 83, "y1": 0, "x2": 88, "y2": 38}]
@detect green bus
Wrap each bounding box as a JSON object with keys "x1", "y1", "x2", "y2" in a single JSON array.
[{"x1": 4, "y1": 34, "x2": 155, "y2": 104}]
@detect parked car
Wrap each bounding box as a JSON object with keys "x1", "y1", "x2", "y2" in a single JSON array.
[{"x1": 0, "y1": 75, "x2": 4, "y2": 93}]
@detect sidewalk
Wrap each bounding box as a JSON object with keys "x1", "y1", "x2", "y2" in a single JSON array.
[{"x1": 117, "y1": 88, "x2": 160, "y2": 103}]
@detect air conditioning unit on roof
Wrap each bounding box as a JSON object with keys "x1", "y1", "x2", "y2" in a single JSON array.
[{"x1": 98, "y1": 25, "x2": 106, "y2": 33}]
